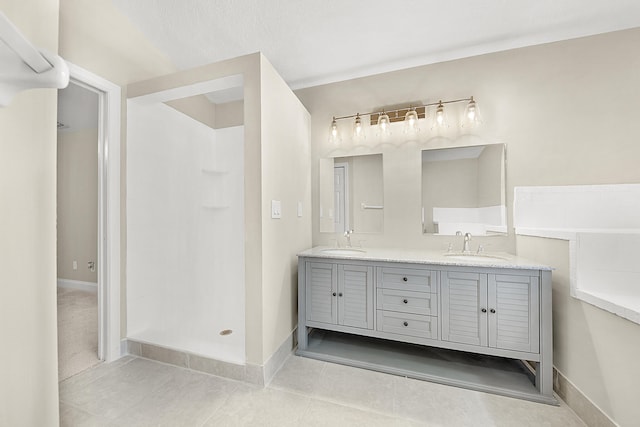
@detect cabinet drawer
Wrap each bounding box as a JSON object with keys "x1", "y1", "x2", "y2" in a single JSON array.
[
  {"x1": 376, "y1": 288, "x2": 437, "y2": 316},
  {"x1": 376, "y1": 310, "x2": 438, "y2": 339},
  {"x1": 378, "y1": 267, "x2": 436, "y2": 293}
]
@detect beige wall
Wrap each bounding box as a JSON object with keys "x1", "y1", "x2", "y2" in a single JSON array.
[
  {"x1": 517, "y1": 236, "x2": 640, "y2": 427},
  {"x1": 296, "y1": 28, "x2": 640, "y2": 425},
  {"x1": 59, "y1": 0, "x2": 176, "y2": 87},
  {"x1": 57, "y1": 128, "x2": 98, "y2": 283},
  {"x1": 297, "y1": 27, "x2": 640, "y2": 253},
  {"x1": 259, "y1": 54, "x2": 312, "y2": 362},
  {"x1": 0, "y1": 1, "x2": 61, "y2": 426}
]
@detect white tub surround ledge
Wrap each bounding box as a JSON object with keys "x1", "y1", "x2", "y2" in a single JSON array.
[{"x1": 514, "y1": 184, "x2": 640, "y2": 325}]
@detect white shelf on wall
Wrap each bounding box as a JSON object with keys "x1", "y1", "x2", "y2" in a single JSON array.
[{"x1": 514, "y1": 184, "x2": 640, "y2": 325}]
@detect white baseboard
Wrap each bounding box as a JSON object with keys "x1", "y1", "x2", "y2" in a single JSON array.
[{"x1": 57, "y1": 278, "x2": 98, "y2": 293}]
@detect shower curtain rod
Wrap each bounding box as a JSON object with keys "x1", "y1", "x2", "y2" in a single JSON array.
[
  {"x1": 0, "y1": 12, "x2": 52, "y2": 73},
  {"x1": 0, "y1": 11, "x2": 69, "y2": 107}
]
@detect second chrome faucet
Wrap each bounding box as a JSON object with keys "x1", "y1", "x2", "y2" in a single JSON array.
[{"x1": 456, "y1": 231, "x2": 473, "y2": 253}]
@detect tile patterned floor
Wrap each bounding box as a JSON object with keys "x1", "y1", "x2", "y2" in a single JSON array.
[{"x1": 59, "y1": 355, "x2": 586, "y2": 426}]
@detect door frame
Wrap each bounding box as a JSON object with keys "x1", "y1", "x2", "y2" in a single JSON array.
[
  {"x1": 334, "y1": 162, "x2": 349, "y2": 233},
  {"x1": 66, "y1": 62, "x2": 121, "y2": 362}
]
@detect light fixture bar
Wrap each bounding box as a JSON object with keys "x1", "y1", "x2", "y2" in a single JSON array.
[
  {"x1": 371, "y1": 106, "x2": 426, "y2": 125},
  {"x1": 332, "y1": 97, "x2": 474, "y2": 123}
]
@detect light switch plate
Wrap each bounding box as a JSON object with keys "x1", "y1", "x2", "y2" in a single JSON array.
[
  {"x1": 271, "y1": 200, "x2": 282, "y2": 219},
  {"x1": 297, "y1": 201, "x2": 303, "y2": 217}
]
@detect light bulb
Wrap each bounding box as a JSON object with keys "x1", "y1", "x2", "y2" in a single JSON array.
[
  {"x1": 329, "y1": 116, "x2": 341, "y2": 143},
  {"x1": 403, "y1": 107, "x2": 420, "y2": 134},
  {"x1": 353, "y1": 113, "x2": 365, "y2": 140},
  {"x1": 467, "y1": 101, "x2": 476, "y2": 121},
  {"x1": 435, "y1": 101, "x2": 445, "y2": 125},
  {"x1": 377, "y1": 111, "x2": 392, "y2": 137},
  {"x1": 462, "y1": 96, "x2": 481, "y2": 127}
]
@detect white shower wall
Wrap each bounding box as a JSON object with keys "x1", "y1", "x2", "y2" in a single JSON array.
[{"x1": 127, "y1": 101, "x2": 245, "y2": 364}]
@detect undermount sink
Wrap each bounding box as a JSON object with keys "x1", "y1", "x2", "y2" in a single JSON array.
[
  {"x1": 321, "y1": 248, "x2": 367, "y2": 255},
  {"x1": 443, "y1": 253, "x2": 509, "y2": 262}
]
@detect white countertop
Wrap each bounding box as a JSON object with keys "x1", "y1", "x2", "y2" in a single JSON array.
[{"x1": 297, "y1": 246, "x2": 552, "y2": 271}]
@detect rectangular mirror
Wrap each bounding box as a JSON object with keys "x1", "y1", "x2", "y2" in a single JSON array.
[
  {"x1": 319, "y1": 154, "x2": 384, "y2": 234},
  {"x1": 421, "y1": 144, "x2": 506, "y2": 236}
]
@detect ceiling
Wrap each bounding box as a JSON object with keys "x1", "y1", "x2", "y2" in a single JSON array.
[{"x1": 111, "y1": 0, "x2": 640, "y2": 90}]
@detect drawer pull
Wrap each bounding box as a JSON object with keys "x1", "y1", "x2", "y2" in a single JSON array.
[
  {"x1": 403, "y1": 321, "x2": 409, "y2": 327},
  {"x1": 481, "y1": 308, "x2": 487, "y2": 313},
  {"x1": 338, "y1": 292, "x2": 343, "y2": 297},
  {"x1": 402, "y1": 277, "x2": 408, "y2": 282},
  {"x1": 490, "y1": 308, "x2": 496, "y2": 314},
  {"x1": 403, "y1": 299, "x2": 408, "y2": 304},
  {"x1": 332, "y1": 292, "x2": 336, "y2": 297}
]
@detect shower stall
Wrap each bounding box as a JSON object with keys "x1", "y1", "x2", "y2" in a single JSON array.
[
  {"x1": 125, "y1": 54, "x2": 311, "y2": 381},
  {"x1": 126, "y1": 80, "x2": 245, "y2": 364}
]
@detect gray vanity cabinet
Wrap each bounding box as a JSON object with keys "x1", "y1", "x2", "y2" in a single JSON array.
[
  {"x1": 297, "y1": 250, "x2": 554, "y2": 405},
  {"x1": 441, "y1": 271, "x2": 540, "y2": 353},
  {"x1": 305, "y1": 261, "x2": 374, "y2": 330}
]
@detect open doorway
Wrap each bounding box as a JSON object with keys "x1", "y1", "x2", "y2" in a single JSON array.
[
  {"x1": 55, "y1": 63, "x2": 122, "y2": 381},
  {"x1": 56, "y1": 81, "x2": 100, "y2": 380}
]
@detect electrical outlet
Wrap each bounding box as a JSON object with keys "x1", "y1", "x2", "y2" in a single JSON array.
[{"x1": 72, "y1": 260, "x2": 77, "y2": 270}]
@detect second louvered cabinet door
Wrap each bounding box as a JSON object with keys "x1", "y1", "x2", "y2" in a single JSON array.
[
  {"x1": 338, "y1": 264, "x2": 374, "y2": 329},
  {"x1": 441, "y1": 271, "x2": 539, "y2": 354}
]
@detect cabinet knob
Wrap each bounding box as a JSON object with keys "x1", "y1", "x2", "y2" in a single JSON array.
[
  {"x1": 490, "y1": 308, "x2": 496, "y2": 314},
  {"x1": 481, "y1": 308, "x2": 487, "y2": 313},
  {"x1": 403, "y1": 299, "x2": 408, "y2": 304},
  {"x1": 403, "y1": 321, "x2": 408, "y2": 327},
  {"x1": 338, "y1": 292, "x2": 343, "y2": 297},
  {"x1": 332, "y1": 292, "x2": 336, "y2": 297},
  {"x1": 402, "y1": 277, "x2": 408, "y2": 282}
]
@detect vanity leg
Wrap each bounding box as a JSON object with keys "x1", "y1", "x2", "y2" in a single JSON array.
[
  {"x1": 537, "y1": 270, "x2": 554, "y2": 399},
  {"x1": 297, "y1": 260, "x2": 308, "y2": 352}
]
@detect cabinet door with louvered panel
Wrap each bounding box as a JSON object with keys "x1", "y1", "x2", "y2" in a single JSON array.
[
  {"x1": 488, "y1": 274, "x2": 539, "y2": 353},
  {"x1": 338, "y1": 264, "x2": 374, "y2": 329},
  {"x1": 305, "y1": 262, "x2": 337, "y2": 325},
  {"x1": 441, "y1": 271, "x2": 488, "y2": 347}
]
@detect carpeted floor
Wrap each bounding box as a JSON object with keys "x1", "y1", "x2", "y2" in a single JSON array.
[{"x1": 57, "y1": 287, "x2": 101, "y2": 381}]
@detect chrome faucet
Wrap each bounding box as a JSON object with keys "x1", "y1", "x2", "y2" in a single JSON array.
[
  {"x1": 462, "y1": 232, "x2": 472, "y2": 253},
  {"x1": 344, "y1": 229, "x2": 354, "y2": 247}
]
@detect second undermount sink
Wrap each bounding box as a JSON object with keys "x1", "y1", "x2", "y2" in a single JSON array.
[
  {"x1": 444, "y1": 252, "x2": 509, "y2": 262},
  {"x1": 321, "y1": 248, "x2": 367, "y2": 255}
]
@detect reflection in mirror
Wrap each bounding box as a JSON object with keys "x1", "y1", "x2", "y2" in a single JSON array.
[
  {"x1": 319, "y1": 154, "x2": 384, "y2": 234},
  {"x1": 421, "y1": 144, "x2": 506, "y2": 236}
]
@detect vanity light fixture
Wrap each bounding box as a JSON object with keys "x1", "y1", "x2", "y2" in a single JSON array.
[{"x1": 329, "y1": 96, "x2": 478, "y2": 142}]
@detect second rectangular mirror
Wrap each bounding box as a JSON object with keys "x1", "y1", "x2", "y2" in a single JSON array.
[
  {"x1": 421, "y1": 144, "x2": 506, "y2": 236},
  {"x1": 319, "y1": 154, "x2": 384, "y2": 234}
]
